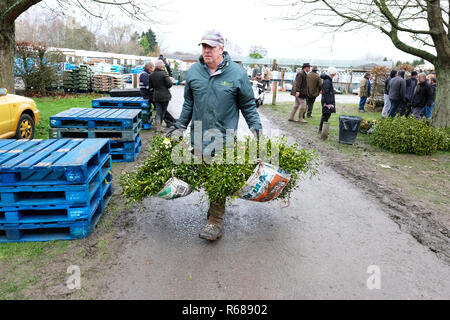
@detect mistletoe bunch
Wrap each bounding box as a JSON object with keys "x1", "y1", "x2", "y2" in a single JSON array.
[{"x1": 120, "y1": 134, "x2": 318, "y2": 204}]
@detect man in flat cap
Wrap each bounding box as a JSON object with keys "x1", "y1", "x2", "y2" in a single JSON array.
[
  {"x1": 289, "y1": 62, "x2": 310, "y2": 123},
  {"x1": 170, "y1": 29, "x2": 262, "y2": 241}
]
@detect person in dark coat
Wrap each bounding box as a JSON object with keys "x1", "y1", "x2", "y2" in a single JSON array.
[
  {"x1": 422, "y1": 77, "x2": 436, "y2": 120},
  {"x1": 306, "y1": 65, "x2": 321, "y2": 118},
  {"x1": 358, "y1": 72, "x2": 371, "y2": 112},
  {"x1": 411, "y1": 73, "x2": 433, "y2": 119},
  {"x1": 139, "y1": 62, "x2": 155, "y2": 125},
  {"x1": 387, "y1": 70, "x2": 406, "y2": 117},
  {"x1": 382, "y1": 69, "x2": 397, "y2": 117},
  {"x1": 139, "y1": 61, "x2": 176, "y2": 128},
  {"x1": 139, "y1": 62, "x2": 154, "y2": 101},
  {"x1": 318, "y1": 66, "x2": 337, "y2": 140},
  {"x1": 289, "y1": 62, "x2": 310, "y2": 123},
  {"x1": 401, "y1": 71, "x2": 418, "y2": 117},
  {"x1": 150, "y1": 59, "x2": 173, "y2": 132}
]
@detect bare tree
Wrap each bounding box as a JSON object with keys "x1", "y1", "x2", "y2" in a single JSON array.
[
  {"x1": 1, "y1": 0, "x2": 158, "y2": 93},
  {"x1": 273, "y1": 0, "x2": 449, "y2": 128}
]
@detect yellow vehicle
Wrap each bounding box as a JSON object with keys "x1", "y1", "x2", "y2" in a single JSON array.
[{"x1": 0, "y1": 89, "x2": 39, "y2": 139}]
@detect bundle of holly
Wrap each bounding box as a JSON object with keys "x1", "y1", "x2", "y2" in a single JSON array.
[{"x1": 120, "y1": 134, "x2": 318, "y2": 205}]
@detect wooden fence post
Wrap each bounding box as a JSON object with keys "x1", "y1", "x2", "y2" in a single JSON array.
[
  {"x1": 272, "y1": 81, "x2": 278, "y2": 105},
  {"x1": 133, "y1": 74, "x2": 138, "y2": 88}
]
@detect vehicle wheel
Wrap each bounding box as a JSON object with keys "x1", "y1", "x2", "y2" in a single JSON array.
[
  {"x1": 15, "y1": 114, "x2": 35, "y2": 139},
  {"x1": 255, "y1": 100, "x2": 260, "y2": 109}
]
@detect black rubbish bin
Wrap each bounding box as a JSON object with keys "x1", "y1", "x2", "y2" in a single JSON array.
[{"x1": 339, "y1": 115, "x2": 362, "y2": 144}]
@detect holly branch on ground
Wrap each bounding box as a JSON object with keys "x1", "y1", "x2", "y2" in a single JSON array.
[{"x1": 120, "y1": 134, "x2": 318, "y2": 204}]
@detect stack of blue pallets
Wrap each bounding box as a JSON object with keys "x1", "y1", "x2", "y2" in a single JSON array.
[
  {"x1": 92, "y1": 97, "x2": 153, "y2": 130},
  {"x1": 49, "y1": 108, "x2": 142, "y2": 162},
  {"x1": 0, "y1": 139, "x2": 112, "y2": 242}
]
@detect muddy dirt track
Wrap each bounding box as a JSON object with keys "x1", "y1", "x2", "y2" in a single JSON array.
[{"x1": 84, "y1": 86, "x2": 450, "y2": 299}]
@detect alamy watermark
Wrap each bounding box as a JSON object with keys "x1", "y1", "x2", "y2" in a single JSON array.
[
  {"x1": 66, "y1": 265, "x2": 81, "y2": 290},
  {"x1": 169, "y1": 121, "x2": 282, "y2": 165},
  {"x1": 366, "y1": 265, "x2": 381, "y2": 290}
]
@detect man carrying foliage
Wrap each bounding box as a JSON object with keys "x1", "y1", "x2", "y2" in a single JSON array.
[{"x1": 169, "y1": 29, "x2": 262, "y2": 241}]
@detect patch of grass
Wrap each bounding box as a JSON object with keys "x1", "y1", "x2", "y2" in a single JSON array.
[
  {"x1": 0, "y1": 271, "x2": 40, "y2": 300},
  {"x1": 0, "y1": 240, "x2": 69, "y2": 262},
  {"x1": 33, "y1": 93, "x2": 107, "y2": 139},
  {"x1": 0, "y1": 238, "x2": 70, "y2": 299}
]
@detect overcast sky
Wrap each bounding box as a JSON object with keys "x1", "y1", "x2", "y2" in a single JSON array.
[{"x1": 32, "y1": 0, "x2": 425, "y2": 62}]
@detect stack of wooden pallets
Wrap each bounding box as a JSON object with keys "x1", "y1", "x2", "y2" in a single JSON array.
[{"x1": 92, "y1": 73, "x2": 127, "y2": 93}]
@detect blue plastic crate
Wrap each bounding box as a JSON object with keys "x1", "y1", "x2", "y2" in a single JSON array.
[
  {"x1": 92, "y1": 97, "x2": 149, "y2": 109},
  {"x1": 0, "y1": 139, "x2": 110, "y2": 185},
  {"x1": 50, "y1": 108, "x2": 142, "y2": 130}
]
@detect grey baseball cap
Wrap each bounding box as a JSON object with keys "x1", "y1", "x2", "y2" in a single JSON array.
[{"x1": 198, "y1": 29, "x2": 224, "y2": 47}]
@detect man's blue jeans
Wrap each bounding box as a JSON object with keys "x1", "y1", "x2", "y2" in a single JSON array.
[
  {"x1": 389, "y1": 99, "x2": 401, "y2": 117},
  {"x1": 422, "y1": 102, "x2": 434, "y2": 120},
  {"x1": 359, "y1": 97, "x2": 367, "y2": 111}
]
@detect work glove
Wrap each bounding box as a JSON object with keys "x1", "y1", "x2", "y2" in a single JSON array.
[
  {"x1": 166, "y1": 127, "x2": 185, "y2": 141},
  {"x1": 250, "y1": 129, "x2": 261, "y2": 140}
]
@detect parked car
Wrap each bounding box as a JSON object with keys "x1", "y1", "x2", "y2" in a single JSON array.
[
  {"x1": 0, "y1": 89, "x2": 40, "y2": 139},
  {"x1": 352, "y1": 88, "x2": 360, "y2": 95}
]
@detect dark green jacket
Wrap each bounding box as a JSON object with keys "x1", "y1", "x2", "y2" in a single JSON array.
[{"x1": 176, "y1": 52, "x2": 262, "y2": 151}]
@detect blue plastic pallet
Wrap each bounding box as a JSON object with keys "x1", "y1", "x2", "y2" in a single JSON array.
[
  {"x1": 0, "y1": 185, "x2": 102, "y2": 223},
  {"x1": 0, "y1": 166, "x2": 106, "y2": 206},
  {"x1": 0, "y1": 183, "x2": 113, "y2": 242},
  {"x1": 0, "y1": 168, "x2": 112, "y2": 223},
  {"x1": 49, "y1": 125, "x2": 140, "y2": 141},
  {"x1": 111, "y1": 141, "x2": 142, "y2": 163},
  {"x1": 50, "y1": 108, "x2": 142, "y2": 130},
  {"x1": 110, "y1": 135, "x2": 141, "y2": 154},
  {"x1": 0, "y1": 139, "x2": 110, "y2": 186},
  {"x1": 92, "y1": 97, "x2": 149, "y2": 109}
]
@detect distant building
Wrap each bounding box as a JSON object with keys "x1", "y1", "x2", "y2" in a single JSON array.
[{"x1": 47, "y1": 47, "x2": 187, "y2": 70}]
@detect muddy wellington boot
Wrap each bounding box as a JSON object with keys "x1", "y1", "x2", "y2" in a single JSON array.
[
  {"x1": 288, "y1": 108, "x2": 299, "y2": 122},
  {"x1": 155, "y1": 120, "x2": 163, "y2": 133},
  {"x1": 199, "y1": 202, "x2": 225, "y2": 241},
  {"x1": 299, "y1": 108, "x2": 307, "y2": 123},
  {"x1": 321, "y1": 122, "x2": 330, "y2": 140}
]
